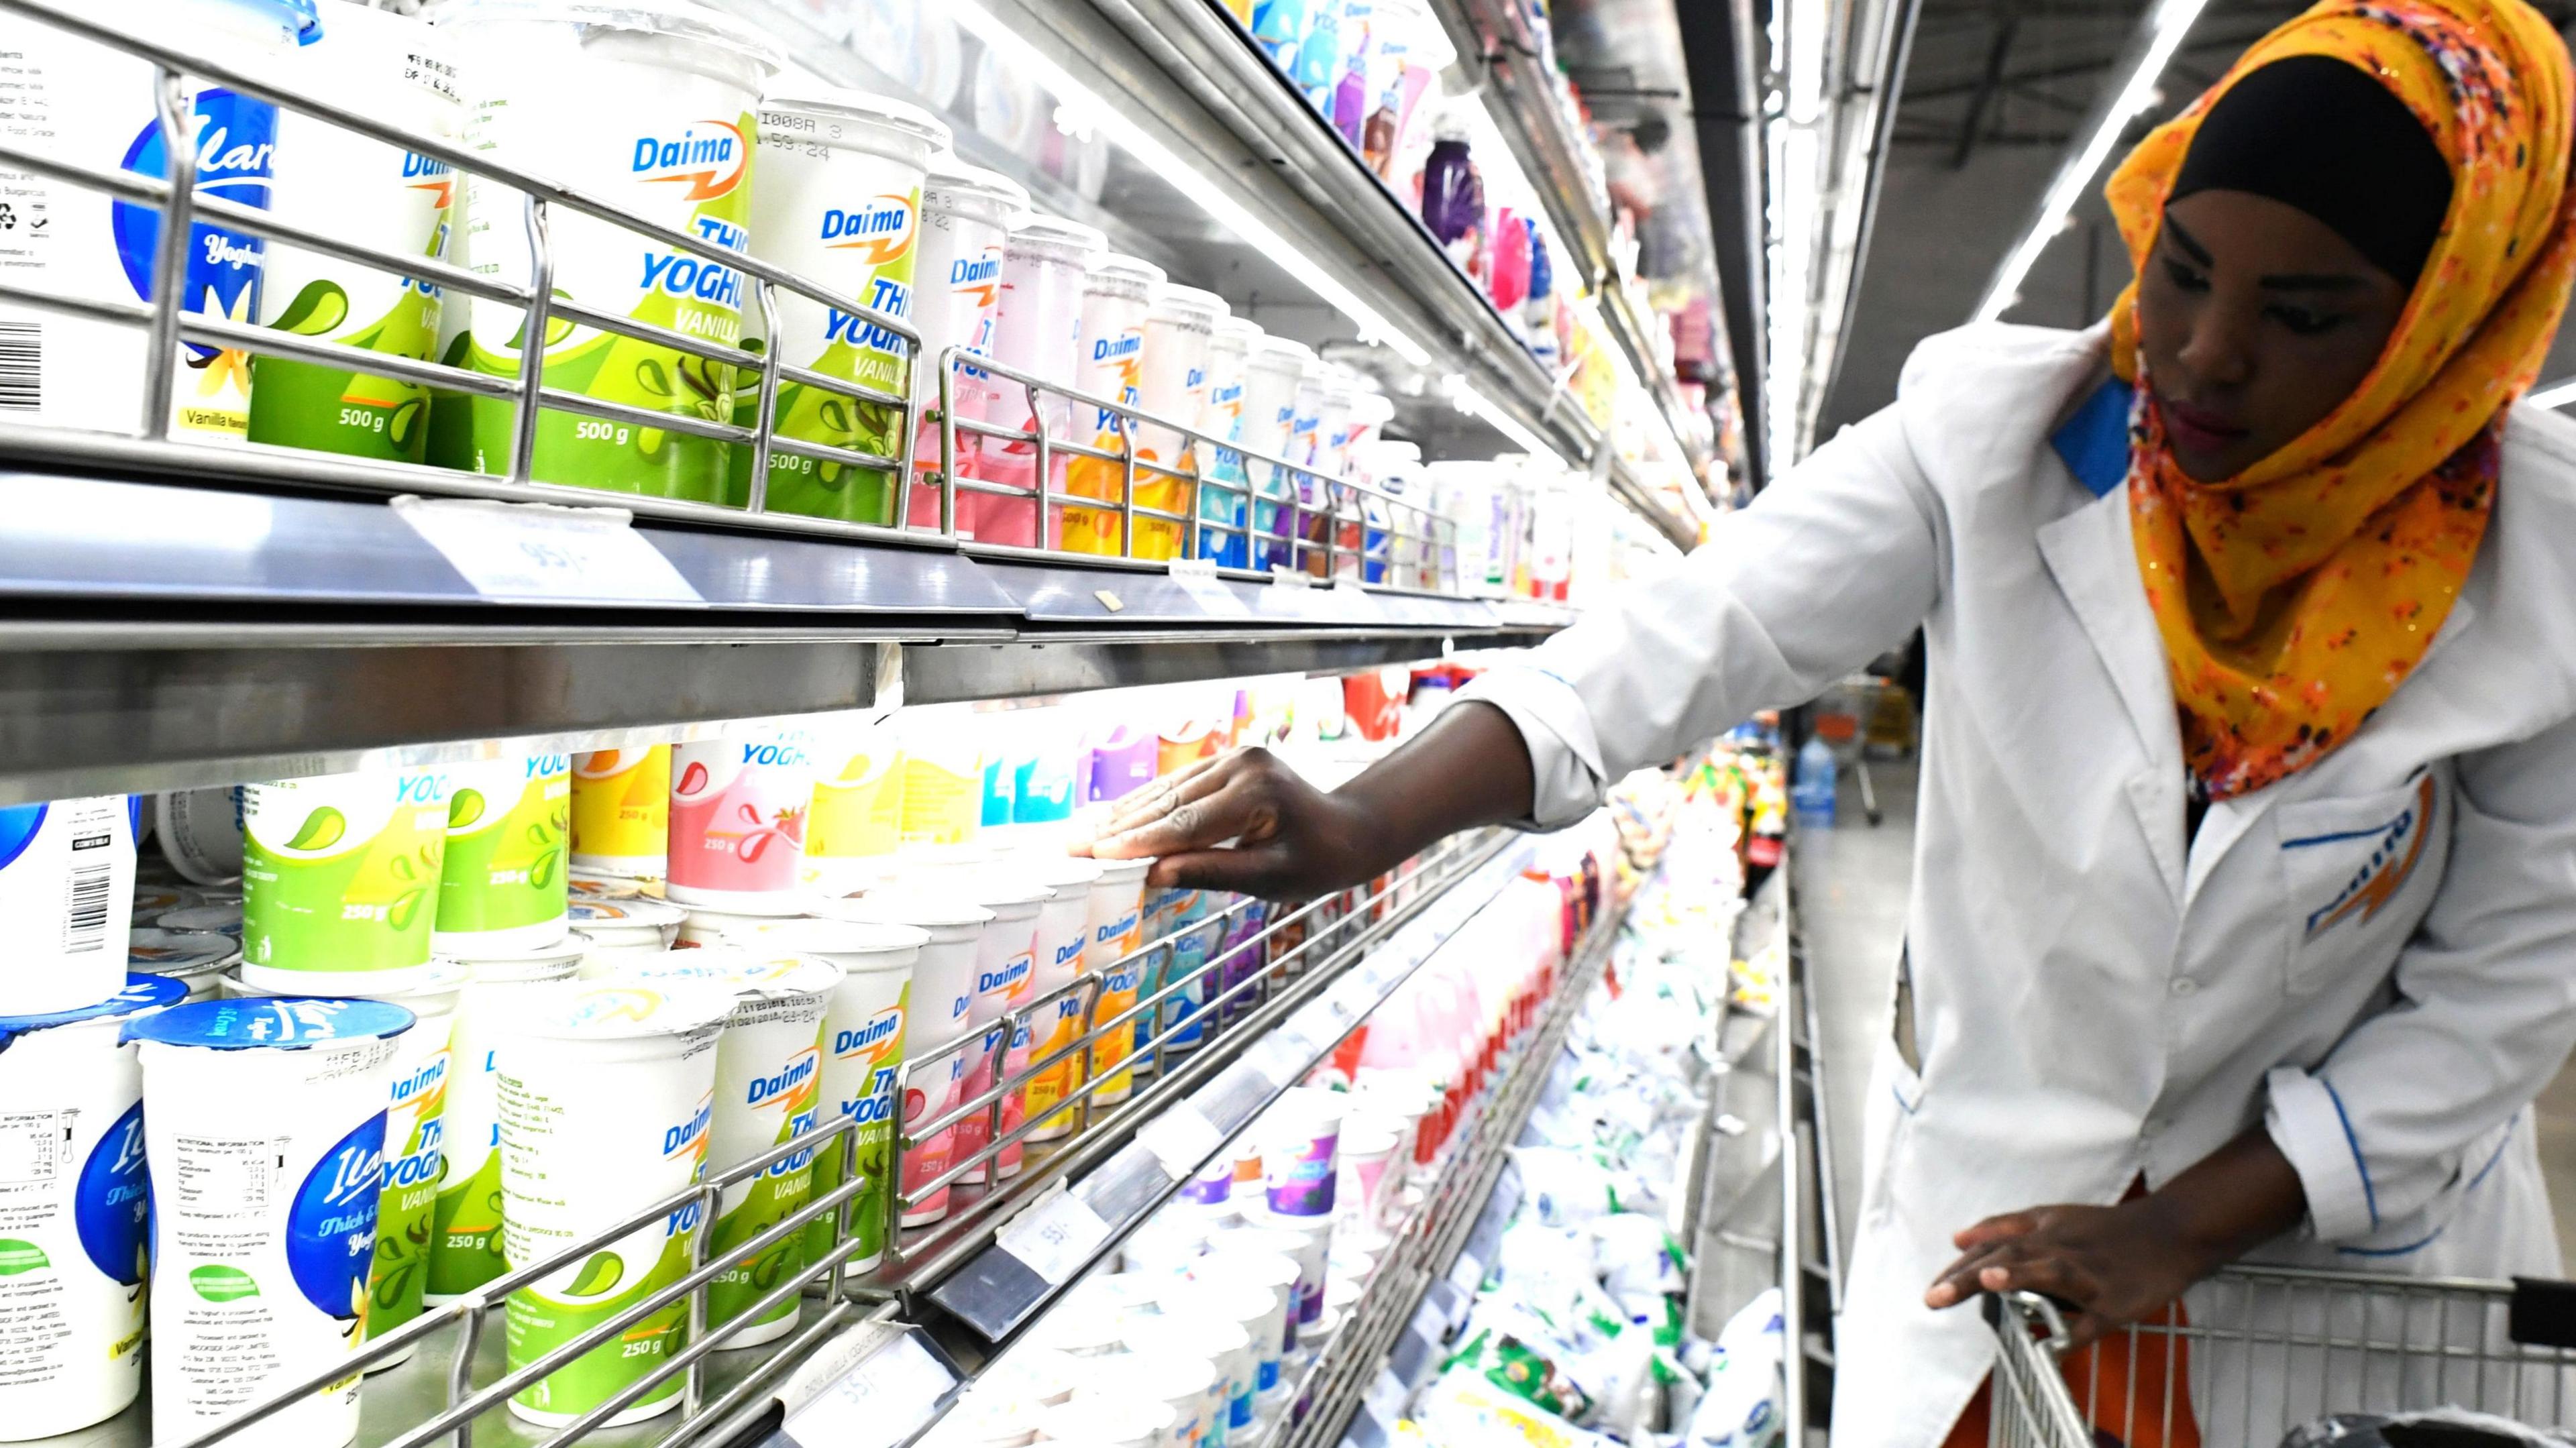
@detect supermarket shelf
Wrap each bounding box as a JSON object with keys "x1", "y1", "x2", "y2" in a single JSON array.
[
  {"x1": 1266, "y1": 870, "x2": 1629, "y2": 1448},
  {"x1": 1438, "y1": 0, "x2": 1724, "y2": 497}
]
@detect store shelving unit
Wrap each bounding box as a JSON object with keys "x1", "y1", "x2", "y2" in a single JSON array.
[{"x1": 1430, "y1": 0, "x2": 1725, "y2": 503}]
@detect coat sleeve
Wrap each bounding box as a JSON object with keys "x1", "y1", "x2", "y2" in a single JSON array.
[
  {"x1": 2265, "y1": 714, "x2": 2576, "y2": 1243},
  {"x1": 1454, "y1": 404, "x2": 1945, "y2": 829}
]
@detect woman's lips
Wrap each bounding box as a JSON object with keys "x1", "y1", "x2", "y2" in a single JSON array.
[{"x1": 2157, "y1": 396, "x2": 2249, "y2": 455}]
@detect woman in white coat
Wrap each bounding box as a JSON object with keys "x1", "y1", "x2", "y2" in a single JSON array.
[{"x1": 1087, "y1": 0, "x2": 2576, "y2": 1442}]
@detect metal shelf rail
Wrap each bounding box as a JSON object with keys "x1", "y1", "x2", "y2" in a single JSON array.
[{"x1": 1264, "y1": 874, "x2": 1633, "y2": 1448}]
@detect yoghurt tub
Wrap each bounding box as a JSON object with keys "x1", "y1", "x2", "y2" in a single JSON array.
[
  {"x1": 678, "y1": 899, "x2": 814, "y2": 948},
  {"x1": 746, "y1": 85, "x2": 950, "y2": 525},
  {"x1": 1238, "y1": 337, "x2": 1313, "y2": 572},
  {"x1": 568, "y1": 898, "x2": 688, "y2": 974},
  {"x1": 1261, "y1": 1088, "x2": 1344, "y2": 1217},
  {"x1": 1174, "y1": 1274, "x2": 1290, "y2": 1401},
  {"x1": 0, "y1": 0, "x2": 297, "y2": 441},
  {"x1": 964, "y1": 216, "x2": 1105, "y2": 545},
  {"x1": 127, "y1": 928, "x2": 240, "y2": 1001},
  {"x1": 241, "y1": 769, "x2": 450, "y2": 993},
  {"x1": 818, "y1": 895, "x2": 989, "y2": 1224},
  {"x1": 1132, "y1": 284, "x2": 1229, "y2": 561},
  {"x1": 0, "y1": 797, "x2": 139, "y2": 1017},
  {"x1": 610, "y1": 950, "x2": 841, "y2": 1347},
  {"x1": 425, "y1": 947, "x2": 586, "y2": 1306},
  {"x1": 0, "y1": 975, "x2": 181, "y2": 1439},
  {"x1": 953, "y1": 879, "x2": 1047, "y2": 1181},
  {"x1": 221, "y1": 963, "x2": 468, "y2": 1369},
  {"x1": 1016, "y1": 856, "x2": 1102, "y2": 1142},
  {"x1": 1334, "y1": 1123, "x2": 1402, "y2": 1231},
  {"x1": 493, "y1": 979, "x2": 734, "y2": 1426},
  {"x1": 568, "y1": 873, "x2": 646, "y2": 901},
  {"x1": 154, "y1": 786, "x2": 246, "y2": 887},
  {"x1": 437, "y1": 1, "x2": 782, "y2": 500},
  {"x1": 1208, "y1": 1221, "x2": 1326, "y2": 1331},
  {"x1": 1038, "y1": 1396, "x2": 1174, "y2": 1448},
  {"x1": 804, "y1": 718, "x2": 907, "y2": 897},
  {"x1": 1075, "y1": 1353, "x2": 1216, "y2": 1448},
  {"x1": 131, "y1": 997, "x2": 415, "y2": 1448},
  {"x1": 902, "y1": 162, "x2": 1027, "y2": 529},
  {"x1": 727, "y1": 917, "x2": 925, "y2": 1273},
  {"x1": 249, "y1": 0, "x2": 460, "y2": 463},
  {"x1": 1057, "y1": 253, "x2": 1167, "y2": 556},
  {"x1": 1126, "y1": 1312, "x2": 1251, "y2": 1445},
  {"x1": 1195, "y1": 1250, "x2": 1298, "y2": 1377},
  {"x1": 130, "y1": 883, "x2": 193, "y2": 926},
  {"x1": 668, "y1": 727, "x2": 818, "y2": 908},
  {"x1": 570, "y1": 747, "x2": 671, "y2": 878},
  {"x1": 1081, "y1": 857, "x2": 1155, "y2": 1103},
  {"x1": 1193, "y1": 315, "x2": 1260, "y2": 567},
  {"x1": 434, "y1": 753, "x2": 572, "y2": 958}
]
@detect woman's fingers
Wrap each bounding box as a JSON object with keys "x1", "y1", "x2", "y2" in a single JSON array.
[
  {"x1": 1923, "y1": 1245, "x2": 2011, "y2": 1309},
  {"x1": 1952, "y1": 1211, "x2": 2043, "y2": 1251},
  {"x1": 1102, "y1": 753, "x2": 1234, "y2": 831},
  {"x1": 1091, "y1": 781, "x2": 1272, "y2": 862}
]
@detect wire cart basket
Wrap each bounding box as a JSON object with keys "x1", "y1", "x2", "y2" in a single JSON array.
[{"x1": 1986, "y1": 1268, "x2": 2576, "y2": 1448}]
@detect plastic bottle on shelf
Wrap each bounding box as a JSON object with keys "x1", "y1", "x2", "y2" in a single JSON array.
[
  {"x1": 1489, "y1": 206, "x2": 1531, "y2": 315},
  {"x1": 903, "y1": 162, "x2": 1028, "y2": 533},
  {"x1": 1240, "y1": 336, "x2": 1314, "y2": 573},
  {"x1": 1524, "y1": 221, "x2": 1560, "y2": 370},
  {"x1": 967, "y1": 216, "x2": 1107, "y2": 547},
  {"x1": 1792, "y1": 735, "x2": 1839, "y2": 826},
  {"x1": 1135, "y1": 284, "x2": 1230, "y2": 561},
  {"x1": 1059, "y1": 254, "x2": 1169, "y2": 556},
  {"x1": 1420, "y1": 109, "x2": 1487, "y2": 285},
  {"x1": 1196, "y1": 316, "x2": 1263, "y2": 566}
]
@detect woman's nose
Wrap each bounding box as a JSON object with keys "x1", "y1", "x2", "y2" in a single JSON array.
[{"x1": 2178, "y1": 304, "x2": 2254, "y2": 389}]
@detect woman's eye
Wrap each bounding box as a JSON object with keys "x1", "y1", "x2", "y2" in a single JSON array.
[
  {"x1": 2268, "y1": 306, "x2": 2345, "y2": 337},
  {"x1": 2161, "y1": 258, "x2": 2208, "y2": 292}
]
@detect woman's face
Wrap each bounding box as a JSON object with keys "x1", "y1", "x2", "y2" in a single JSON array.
[{"x1": 2134, "y1": 188, "x2": 2412, "y2": 482}]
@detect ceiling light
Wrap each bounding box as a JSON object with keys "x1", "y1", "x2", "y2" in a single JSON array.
[{"x1": 2528, "y1": 377, "x2": 2576, "y2": 409}]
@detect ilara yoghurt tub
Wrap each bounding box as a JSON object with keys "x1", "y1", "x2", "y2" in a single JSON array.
[
  {"x1": 818, "y1": 894, "x2": 989, "y2": 1224},
  {"x1": 425, "y1": 946, "x2": 586, "y2": 1305},
  {"x1": 610, "y1": 950, "x2": 843, "y2": 1348},
  {"x1": 0, "y1": 796, "x2": 140, "y2": 1016},
  {"x1": 241, "y1": 769, "x2": 451, "y2": 994},
  {"x1": 745, "y1": 84, "x2": 950, "y2": 524},
  {"x1": 434, "y1": 753, "x2": 572, "y2": 958},
  {"x1": 727, "y1": 918, "x2": 927, "y2": 1273},
  {"x1": 221, "y1": 962, "x2": 470, "y2": 1368},
  {"x1": 570, "y1": 747, "x2": 671, "y2": 878},
  {"x1": 492, "y1": 979, "x2": 734, "y2": 1427},
  {"x1": 0, "y1": 974, "x2": 182, "y2": 1440},
  {"x1": 129, "y1": 997, "x2": 416, "y2": 1448}
]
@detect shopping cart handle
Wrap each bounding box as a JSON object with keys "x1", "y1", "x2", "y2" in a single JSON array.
[
  {"x1": 2508, "y1": 1276, "x2": 2576, "y2": 1349},
  {"x1": 1982, "y1": 1290, "x2": 2080, "y2": 1354}
]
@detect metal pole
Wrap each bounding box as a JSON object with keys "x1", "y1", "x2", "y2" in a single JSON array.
[
  {"x1": 937, "y1": 347, "x2": 959, "y2": 536},
  {"x1": 508, "y1": 194, "x2": 556, "y2": 484},
  {"x1": 140, "y1": 68, "x2": 197, "y2": 440},
  {"x1": 745, "y1": 278, "x2": 783, "y2": 513}
]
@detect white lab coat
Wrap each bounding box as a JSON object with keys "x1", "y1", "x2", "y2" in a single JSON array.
[{"x1": 1460, "y1": 321, "x2": 2576, "y2": 1447}]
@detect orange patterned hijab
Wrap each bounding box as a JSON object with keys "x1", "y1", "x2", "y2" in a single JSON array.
[{"x1": 2105, "y1": 0, "x2": 2576, "y2": 799}]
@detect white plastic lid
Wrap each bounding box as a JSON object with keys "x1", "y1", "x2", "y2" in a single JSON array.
[
  {"x1": 1086, "y1": 856, "x2": 1155, "y2": 886},
  {"x1": 1212, "y1": 315, "x2": 1266, "y2": 347},
  {"x1": 228, "y1": 958, "x2": 474, "y2": 1004},
  {"x1": 1248, "y1": 335, "x2": 1317, "y2": 368},
  {"x1": 0, "y1": 974, "x2": 185, "y2": 1045},
  {"x1": 1086, "y1": 253, "x2": 1168, "y2": 294},
  {"x1": 1002, "y1": 855, "x2": 1104, "y2": 892},
  {"x1": 926, "y1": 159, "x2": 1032, "y2": 219},
  {"x1": 730, "y1": 917, "x2": 928, "y2": 968},
  {"x1": 821, "y1": 893, "x2": 998, "y2": 930},
  {"x1": 434, "y1": 0, "x2": 788, "y2": 71},
  {"x1": 761, "y1": 81, "x2": 952, "y2": 152},
  {"x1": 126, "y1": 995, "x2": 415, "y2": 1050},
  {"x1": 1349, "y1": 390, "x2": 1395, "y2": 425},
  {"x1": 511, "y1": 979, "x2": 738, "y2": 1040},
  {"x1": 1150, "y1": 283, "x2": 1230, "y2": 323},
  {"x1": 567, "y1": 898, "x2": 686, "y2": 930},
  {"x1": 129, "y1": 928, "x2": 239, "y2": 977},
  {"x1": 1009, "y1": 214, "x2": 1108, "y2": 257},
  {"x1": 616, "y1": 948, "x2": 843, "y2": 1003}
]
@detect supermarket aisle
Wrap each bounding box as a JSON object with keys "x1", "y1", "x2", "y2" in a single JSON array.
[{"x1": 1796, "y1": 759, "x2": 1917, "y2": 1273}]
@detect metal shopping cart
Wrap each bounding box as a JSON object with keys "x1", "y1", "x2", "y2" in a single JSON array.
[{"x1": 1986, "y1": 1267, "x2": 2576, "y2": 1448}]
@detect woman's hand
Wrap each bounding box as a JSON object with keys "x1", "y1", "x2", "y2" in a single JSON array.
[
  {"x1": 1921, "y1": 1125, "x2": 2307, "y2": 1347},
  {"x1": 1076, "y1": 748, "x2": 1386, "y2": 897}
]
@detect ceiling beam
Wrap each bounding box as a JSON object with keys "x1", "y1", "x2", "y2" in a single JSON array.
[{"x1": 1679, "y1": 0, "x2": 1772, "y2": 487}]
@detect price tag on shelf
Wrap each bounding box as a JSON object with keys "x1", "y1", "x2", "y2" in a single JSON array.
[
  {"x1": 780, "y1": 1326, "x2": 954, "y2": 1448},
  {"x1": 1269, "y1": 565, "x2": 1314, "y2": 590},
  {"x1": 1245, "y1": 1031, "x2": 1309, "y2": 1087},
  {"x1": 995, "y1": 1182, "x2": 1112, "y2": 1286},
  {"x1": 393, "y1": 496, "x2": 702, "y2": 603},
  {"x1": 1167, "y1": 558, "x2": 1250, "y2": 616},
  {"x1": 1134, "y1": 1101, "x2": 1226, "y2": 1182}
]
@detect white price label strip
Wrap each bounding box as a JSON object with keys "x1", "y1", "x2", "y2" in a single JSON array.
[
  {"x1": 1134, "y1": 1101, "x2": 1226, "y2": 1182},
  {"x1": 394, "y1": 495, "x2": 702, "y2": 603},
  {"x1": 1244, "y1": 1031, "x2": 1309, "y2": 1087},
  {"x1": 996, "y1": 1183, "x2": 1112, "y2": 1286},
  {"x1": 782, "y1": 1327, "x2": 954, "y2": 1448},
  {"x1": 1167, "y1": 562, "x2": 1250, "y2": 616}
]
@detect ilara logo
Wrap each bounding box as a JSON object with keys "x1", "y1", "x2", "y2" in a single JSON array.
[
  {"x1": 822, "y1": 194, "x2": 918, "y2": 264},
  {"x1": 631, "y1": 120, "x2": 749, "y2": 202},
  {"x1": 2303, "y1": 774, "x2": 2437, "y2": 939}
]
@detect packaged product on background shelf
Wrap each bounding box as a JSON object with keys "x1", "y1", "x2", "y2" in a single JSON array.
[
  {"x1": 946, "y1": 875, "x2": 1046, "y2": 1182},
  {"x1": 0, "y1": 975, "x2": 178, "y2": 1441},
  {"x1": 902, "y1": 162, "x2": 1027, "y2": 531},
  {"x1": 241, "y1": 769, "x2": 448, "y2": 995},
  {"x1": 433, "y1": 753, "x2": 572, "y2": 959},
  {"x1": 1421, "y1": 110, "x2": 1487, "y2": 284},
  {"x1": 0, "y1": 795, "x2": 138, "y2": 1015},
  {"x1": 1197, "y1": 315, "x2": 1262, "y2": 565},
  {"x1": 740, "y1": 85, "x2": 948, "y2": 526},
  {"x1": 961, "y1": 215, "x2": 1101, "y2": 545},
  {"x1": 667, "y1": 724, "x2": 816, "y2": 909},
  {"x1": 154, "y1": 786, "x2": 246, "y2": 887},
  {"x1": 132, "y1": 997, "x2": 413, "y2": 1448},
  {"x1": 435, "y1": 1, "x2": 782, "y2": 502},
  {"x1": 1059, "y1": 253, "x2": 1167, "y2": 556},
  {"x1": 1240, "y1": 335, "x2": 1313, "y2": 573},
  {"x1": 569, "y1": 747, "x2": 669, "y2": 879},
  {"x1": 249, "y1": 0, "x2": 459, "y2": 464},
  {"x1": 804, "y1": 718, "x2": 905, "y2": 896},
  {"x1": 823, "y1": 893, "x2": 990, "y2": 1225},
  {"x1": 1133, "y1": 283, "x2": 1229, "y2": 560},
  {"x1": 128, "y1": 928, "x2": 239, "y2": 1002}
]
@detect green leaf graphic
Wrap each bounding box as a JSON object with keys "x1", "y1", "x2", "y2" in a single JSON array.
[
  {"x1": 286, "y1": 807, "x2": 346, "y2": 851},
  {"x1": 566, "y1": 1251, "x2": 623, "y2": 1298},
  {"x1": 388, "y1": 887, "x2": 426, "y2": 932},
  {"x1": 190, "y1": 1265, "x2": 260, "y2": 1302},
  {"x1": 389, "y1": 398, "x2": 424, "y2": 446},
  {"x1": 447, "y1": 789, "x2": 485, "y2": 830},
  {"x1": 635, "y1": 358, "x2": 674, "y2": 399},
  {"x1": 530, "y1": 848, "x2": 559, "y2": 889},
  {"x1": 0, "y1": 1239, "x2": 47, "y2": 1275},
  {"x1": 272, "y1": 280, "x2": 350, "y2": 337}
]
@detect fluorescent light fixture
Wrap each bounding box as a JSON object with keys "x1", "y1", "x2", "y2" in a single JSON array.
[
  {"x1": 2530, "y1": 376, "x2": 2576, "y2": 409},
  {"x1": 951, "y1": 0, "x2": 1434, "y2": 366},
  {"x1": 1972, "y1": 0, "x2": 2208, "y2": 323},
  {"x1": 1447, "y1": 376, "x2": 1572, "y2": 467}
]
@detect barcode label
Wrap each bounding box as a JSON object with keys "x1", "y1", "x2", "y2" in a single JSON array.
[
  {"x1": 0, "y1": 319, "x2": 39, "y2": 414},
  {"x1": 61, "y1": 864, "x2": 109, "y2": 954}
]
